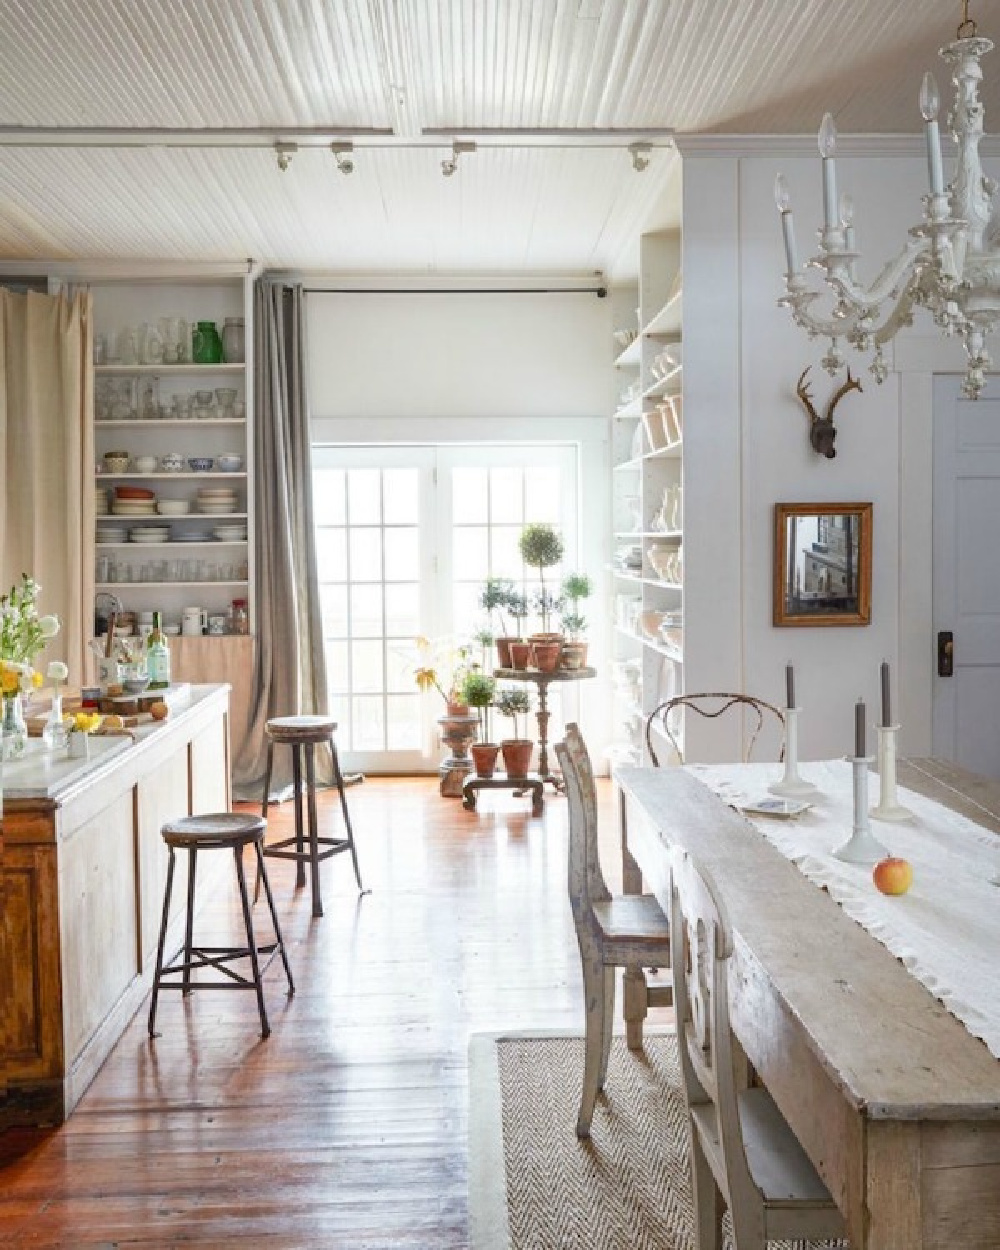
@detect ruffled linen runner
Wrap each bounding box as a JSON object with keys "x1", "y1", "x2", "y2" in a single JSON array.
[{"x1": 689, "y1": 758, "x2": 1000, "y2": 1061}]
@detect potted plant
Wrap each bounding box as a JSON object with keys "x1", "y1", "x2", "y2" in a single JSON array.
[
  {"x1": 479, "y1": 577, "x2": 517, "y2": 667},
  {"x1": 560, "y1": 572, "x2": 592, "y2": 669},
  {"x1": 462, "y1": 669, "x2": 499, "y2": 777},
  {"x1": 413, "y1": 635, "x2": 473, "y2": 714},
  {"x1": 474, "y1": 626, "x2": 495, "y2": 674},
  {"x1": 495, "y1": 685, "x2": 534, "y2": 778},
  {"x1": 507, "y1": 591, "x2": 533, "y2": 670},
  {"x1": 519, "y1": 523, "x2": 565, "y2": 671}
]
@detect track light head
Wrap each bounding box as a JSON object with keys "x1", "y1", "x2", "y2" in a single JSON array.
[
  {"x1": 441, "y1": 139, "x2": 476, "y2": 178},
  {"x1": 275, "y1": 141, "x2": 297, "y2": 172},
  {"x1": 331, "y1": 141, "x2": 355, "y2": 174},
  {"x1": 628, "y1": 142, "x2": 652, "y2": 173}
]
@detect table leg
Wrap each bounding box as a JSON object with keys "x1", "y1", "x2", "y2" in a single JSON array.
[{"x1": 535, "y1": 679, "x2": 565, "y2": 790}]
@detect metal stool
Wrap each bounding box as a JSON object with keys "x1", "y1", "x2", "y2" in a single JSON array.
[
  {"x1": 257, "y1": 715, "x2": 363, "y2": 918},
  {"x1": 148, "y1": 812, "x2": 294, "y2": 1040}
]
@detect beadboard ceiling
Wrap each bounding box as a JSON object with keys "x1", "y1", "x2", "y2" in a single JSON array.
[{"x1": 0, "y1": 0, "x2": 991, "y2": 278}]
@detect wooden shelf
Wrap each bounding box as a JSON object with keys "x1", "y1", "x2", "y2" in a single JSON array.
[
  {"x1": 645, "y1": 290, "x2": 682, "y2": 336},
  {"x1": 95, "y1": 363, "x2": 245, "y2": 375},
  {"x1": 96, "y1": 418, "x2": 246, "y2": 429}
]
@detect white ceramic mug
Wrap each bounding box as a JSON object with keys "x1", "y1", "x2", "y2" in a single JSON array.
[{"x1": 182, "y1": 607, "x2": 206, "y2": 636}]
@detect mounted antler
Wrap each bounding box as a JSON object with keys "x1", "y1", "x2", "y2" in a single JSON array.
[{"x1": 796, "y1": 366, "x2": 862, "y2": 458}]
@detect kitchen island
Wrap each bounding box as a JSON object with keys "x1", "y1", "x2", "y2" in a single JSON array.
[{"x1": 0, "y1": 684, "x2": 232, "y2": 1127}]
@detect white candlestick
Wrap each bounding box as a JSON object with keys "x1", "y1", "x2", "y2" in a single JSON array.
[
  {"x1": 925, "y1": 118, "x2": 945, "y2": 196},
  {"x1": 833, "y1": 755, "x2": 890, "y2": 864},
  {"x1": 822, "y1": 157, "x2": 838, "y2": 230},
  {"x1": 871, "y1": 724, "x2": 913, "y2": 822},
  {"x1": 780, "y1": 210, "x2": 799, "y2": 274},
  {"x1": 768, "y1": 707, "x2": 819, "y2": 798}
]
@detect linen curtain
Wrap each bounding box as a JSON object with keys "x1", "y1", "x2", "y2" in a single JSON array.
[
  {"x1": 234, "y1": 280, "x2": 330, "y2": 798},
  {"x1": 0, "y1": 288, "x2": 93, "y2": 685}
]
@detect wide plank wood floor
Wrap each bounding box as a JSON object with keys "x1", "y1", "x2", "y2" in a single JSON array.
[{"x1": 0, "y1": 775, "x2": 647, "y2": 1248}]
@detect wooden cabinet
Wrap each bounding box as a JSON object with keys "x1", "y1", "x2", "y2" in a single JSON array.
[
  {"x1": 0, "y1": 686, "x2": 232, "y2": 1128},
  {"x1": 610, "y1": 231, "x2": 683, "y2": 764}
]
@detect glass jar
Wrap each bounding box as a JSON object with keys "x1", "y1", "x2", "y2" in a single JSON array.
[
  {"x1": 222, "y1": 317, "x2": 245, "y2": 364},
  {"x1": 231, "y1": 598, "x2": 249, "y2": 635},
  {"x1": 192, "y1": 321, "x2": 223, "y2": 365},
  {"x1": 1, "y1": 691, "x2": 28, "y2": 761}
]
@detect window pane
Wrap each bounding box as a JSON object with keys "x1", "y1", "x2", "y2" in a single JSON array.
[
  {"x1": 452, "y1": 583, "x2": 481, "y2": 638},
  {"x1": 348, "y1": 469, "x2": 381, "y2": 524},
  {"x1": 384, "y1": 527, "x2": 418, "y2": 581},
  {"x1": 316, "y1": 527, "x2": 347, "y2": 581},
  {"x1": 383, "y1": 469, "x2": 418, "y2": 525},
  {"x1": 490, "y1": 468, "x2": 523, "y2": 523},
  {"x1": 386, "y1": 640, "x2": 417, "y2": 693},
  {"x1": 350, "y1": 528, "x2": 382, "y2": 581},
  {"x1": 350, "y1": 585, "x2": 383, "y2": 638},
  {"x1": 328, "y1": 692, "x2": 349, "y2": 729},
  {"x1": 353, "y1": 695, "x2": 385, "y2": 750},
  {"x1": 352, "y1": 640, "x2": 384, "y2": 693},
  {"x1": 525, "y1": 467, "x2": 562, "y2": 522},
  {"x1": 320, "y1": 584, "x2": 349, "y2": 637},
  {"x1": 312, "y1": 469, "x2": 346, "y2": 525},
  {"x1": 492, "y1": 527, "x2": 523, "y2": 578},
  {"x1": 453, "y1": 525, "x2": 488, "y2": 569},
  {"x1": 386, "y1": 694, "x2": 420, "y2": 749},
  {"x1": 324, "y1": 640, "x2": 350, "y2": 692},
  {"x1": 453, "y1": 468, "x2": 488, "y2": 523},
  {"x1": 385, "y1": 583, "x2": 419, "y2": 638}
]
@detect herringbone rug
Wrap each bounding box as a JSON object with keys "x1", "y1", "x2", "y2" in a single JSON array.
[{"x1": 467, "y1": 1032, "x2": 845, "y2": 1250}]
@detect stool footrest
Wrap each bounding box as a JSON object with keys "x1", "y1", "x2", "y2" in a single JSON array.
[
  {"x1": 157, "y1": 942, "x2": 283, "y2": 990},
  {"x1": 263, "y1": 835, "x2": 355, "y2": 863}
]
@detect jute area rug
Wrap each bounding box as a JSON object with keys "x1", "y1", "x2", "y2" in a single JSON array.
[{"x1": 468, "y1": 1031, "x2": 845, "y2": 1250}]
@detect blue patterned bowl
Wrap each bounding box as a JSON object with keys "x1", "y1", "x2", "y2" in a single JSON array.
[{"x1": 187, "y1": 457, "x2": 214, "y2": 472}]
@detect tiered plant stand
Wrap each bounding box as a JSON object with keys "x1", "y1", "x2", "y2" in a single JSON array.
[{"x1": 493, "y1": 666, "x2": 596, "y2": 790}]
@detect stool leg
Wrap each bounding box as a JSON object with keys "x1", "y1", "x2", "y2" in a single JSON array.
[
  {"x1": 234, "y1": 845, "x2": 270, "y2": 1038},
  {"x1": 182, "y1": 846, "x2": 198, "y2": 996},
  {"x1": 255, "y1": 841, "x2": 295, "y2": 995},
  {"x1": 305, "y1": 742, "x2": 323, "y2": 918},
  {"x1": 332, "y1": 744, "x2": 364, "y2": 891},
  {"x1": 292, "y1": 745, "x2": 306, "y2": 889},
  {"x1": 254, "y1": 742, "x2": 276, "y2": 905},
  {"x1": 148, "y1": 847, "x2": 177, "y2": 1037}
]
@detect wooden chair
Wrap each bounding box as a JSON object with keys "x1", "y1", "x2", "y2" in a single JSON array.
[
  {"x1": 645, "y1": 693, "x2": 785, "y2": 767},
  {"x1": 555, "y1": 722, "x2": 673, "y2": 1138},
  {"x1": 669, "y1": 845, "x2": 846, "y2": 1249}
]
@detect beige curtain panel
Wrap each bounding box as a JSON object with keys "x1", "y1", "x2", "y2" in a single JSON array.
[{"x1": 0, "y1": 288, "x2": 94, "y2": 685}]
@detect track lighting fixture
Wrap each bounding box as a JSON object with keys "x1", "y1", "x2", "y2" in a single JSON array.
[
  {"x1": 628, "y1": 142, "x2": 651, "y2": 173},
  {"x1": 275, "y1": 141, "x2": 297, "y2": 172},
  {"x1": 331, "y1": 141, "x2": 355, "y2": 174},
  {"x1": 441, "y1": 140, "x2": 476, "y2": 177}
]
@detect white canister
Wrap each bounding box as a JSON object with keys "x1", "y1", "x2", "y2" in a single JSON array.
[{"x1": 182, "y1": 607, "x2": 206, "y2": 636}]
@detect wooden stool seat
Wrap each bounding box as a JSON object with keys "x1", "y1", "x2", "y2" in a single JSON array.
[
  {"x1": 256, "y1": 716, "x2": 363, "y2": 918},
  {"x1": 148, "y1": 811, "x2": 294, "y2": 1040}
]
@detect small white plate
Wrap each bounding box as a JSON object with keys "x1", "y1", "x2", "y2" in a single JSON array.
[{"x1": 739, "y1": 797, "x2": 813, "y2": 819}]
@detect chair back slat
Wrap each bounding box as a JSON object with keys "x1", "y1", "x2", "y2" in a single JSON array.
[
  {"x1": 645, "y1": 692, "x2": 785, "y2": 766},
  {"x1": 555, "y1": 724, "x2": 611, "y2": 933},
  {"x1": 669, "y1": 845, "x2": 757, "y2": 1206}
]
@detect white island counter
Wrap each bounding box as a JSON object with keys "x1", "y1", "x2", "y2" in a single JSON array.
[{"x1": 0, "y1": 684, "x2": 232, "y2": 1127}]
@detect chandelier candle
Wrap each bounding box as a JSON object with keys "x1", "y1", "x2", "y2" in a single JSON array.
[
  {"x1": 818, "y1": 113, "x2": 839, "y2": 230},
  {"x1": 920, "y1": 72, "x2": 946, "y2": 195}
]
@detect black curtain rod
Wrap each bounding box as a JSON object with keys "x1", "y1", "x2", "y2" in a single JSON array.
[{"x1": 302, "y1": 285, "x2": 608, "y2": 297}]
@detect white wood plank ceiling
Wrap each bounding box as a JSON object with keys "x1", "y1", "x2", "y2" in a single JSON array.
[{"x1": 0, "y1": 0, "x2": 991, "y2": 277}]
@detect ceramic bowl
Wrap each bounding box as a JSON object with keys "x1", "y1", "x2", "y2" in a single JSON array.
[
  {"x1": 639, "y1": 609, "x2": 665, "y2": 641},
  {"x1": 133, "y1": 455, "x2": 157, "y2": 473},
  {"x1": 216, "y1": 453, "x2": 243, "y2": 472},
  {"x1": 188, "y1": 456, "x2": 214, "y2": 472},
  {"x1": 122, "y1": 674, "x2": 151, "y2": 695},
  {"x1": 103, "y1": 452, "x2": 130, "y2": 473},
  {"x1": 160, "y1": 452, "x2": 184, "y2": 472},
  {"x1": 157, "y1": 499, "x2": 190, "y2": 515}
]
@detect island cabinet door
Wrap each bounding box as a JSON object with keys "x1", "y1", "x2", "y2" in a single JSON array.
[
  {"x1": 135, "y1": 744, "x2": 191, "y2": 968},
  {"x1": 189, "y1": 708, "x2": 231, "y2": 813}
]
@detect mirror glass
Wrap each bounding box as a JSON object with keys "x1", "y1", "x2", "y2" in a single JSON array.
[{"x1": 773, "y1": 502, "x2": 872, "y2": 627}]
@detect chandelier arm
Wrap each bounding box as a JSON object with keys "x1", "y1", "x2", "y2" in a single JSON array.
[
  {"x1": 822, "y1": 235, "x2": 933, "y2": 310},
  {"x1": 781, "y1": 293, "x2": 860, "y2": 340}
]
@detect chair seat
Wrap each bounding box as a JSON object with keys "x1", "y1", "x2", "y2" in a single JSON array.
[
  {"x1": 691, "y1": 1088, "x2": 839, "y2": 1209},
  {"x1": 161, "y1": 812, "x2": 265, "y2": 849},
  {"x1": 265, "y1": 715, "x2": 337, "y2": 745},
  {"x1": 593, "y1": 893, "x2": 671, "y2": 943}
]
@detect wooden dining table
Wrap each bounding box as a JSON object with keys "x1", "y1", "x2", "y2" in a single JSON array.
[{"x1": 615, "y1": 757, "x2": 1000, "y2": 1250}]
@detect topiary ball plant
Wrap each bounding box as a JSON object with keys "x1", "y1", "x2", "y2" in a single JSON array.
[
  {"x1": 519, "y1": 524, "x2": 564, "y2": 637},
  {"x1": 460, "y1": 668, "x2": 496, "y2": 743}
]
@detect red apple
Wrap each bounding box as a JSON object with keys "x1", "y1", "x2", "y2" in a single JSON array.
[{"x1": 873, "y1": 856, "x2": 913, "y2": 895}]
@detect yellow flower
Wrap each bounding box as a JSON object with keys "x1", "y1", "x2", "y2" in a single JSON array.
[
  {"x1": 1, "y1": 664, "x2": 19, "y2": 695},
  {"x1": 72, "y1": 711, "x2": 102, "y2": 734},
  {"x1": 31, "y1": 670, "x2": 42, "y2": 689}
]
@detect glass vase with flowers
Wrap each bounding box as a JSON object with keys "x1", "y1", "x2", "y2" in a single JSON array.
[{"x1": 1, "y1": 575, "x2": 60, "y2": 761}]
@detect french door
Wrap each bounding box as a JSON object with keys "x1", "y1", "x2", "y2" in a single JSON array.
[{"x1": 312, "y1": 443, "x2": 578, "y2": 772}]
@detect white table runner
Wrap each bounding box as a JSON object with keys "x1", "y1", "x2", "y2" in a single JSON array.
[{"x1": 687, "y1": 759, "x2": 1000, "y2": 1061}]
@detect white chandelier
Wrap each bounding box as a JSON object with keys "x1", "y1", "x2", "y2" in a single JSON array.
[{"x1": 776, "y1": 2, "x2": 1000, "y2": 398}]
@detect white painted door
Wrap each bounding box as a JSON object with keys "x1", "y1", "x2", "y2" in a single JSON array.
[{"x1": 932, "y1": 377, "x2": 1000, "y2": 780}]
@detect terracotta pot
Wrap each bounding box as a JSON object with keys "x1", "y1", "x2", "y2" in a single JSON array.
[
  {"x1": 471, "y1": 742, "x2": 500, "y2": 778},
  {"x1": 531, "y1": 640, "x2": 562, "y2": 673},
  {"x1": 509, "y1": 640, "x2": 534, "y2": 670},
  {"x1": 560, "y1": 641, "x2": 588, "y2": 670},
  {"x1": 446, "y1": 699, "x2": 469, "y2": 717},
  {"x1": 501, "y1": 738, "x2": 533, "y2": 778},
  {"x1": 495, "y1": 637, "x2": 515, "y2": 668}
]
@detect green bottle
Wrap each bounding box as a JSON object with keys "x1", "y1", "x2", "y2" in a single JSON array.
[{"x1": 147, "y1": 611, "x2": 171, "y2": 689}]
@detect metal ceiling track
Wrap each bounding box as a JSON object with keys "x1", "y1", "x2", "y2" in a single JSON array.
[{"x1": 0, "y1": 126, "x2": 674, "y2": 150}]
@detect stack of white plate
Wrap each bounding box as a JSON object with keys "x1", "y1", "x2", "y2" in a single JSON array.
[
  {"x1": 96, "y1": 486, "x2": 110, "y2": 515},
  {"x1": 157, "y1": 499, "x2": 191, "y2": 516},
  {"x1": 197, "y1": 487, "x2": 239, "y2": 515},
  {"x1": 96, "y1": 524, "x2": 125, "y2": 544},
  {"x1": 213, "y1": 523, "x2": 248, "y2": 542},
  {"x1": 113, "y1": 498, "x2": 158, "y2": 517},
  {"x1": 129, "y1": 525, "x2": 171, "y2": 544}
]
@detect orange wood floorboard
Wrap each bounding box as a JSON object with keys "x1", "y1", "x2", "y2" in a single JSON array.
[{"x1": 0, "y1": 776, "x2": 667, "y2": 1248}]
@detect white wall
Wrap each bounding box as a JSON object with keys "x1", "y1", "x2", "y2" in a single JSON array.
[
  {"x1": 305, "y1": 288, "x2": 615, "y2": 763},
  {"x1": 680, "y1": 141, "x2": 937, "y2": 761}
]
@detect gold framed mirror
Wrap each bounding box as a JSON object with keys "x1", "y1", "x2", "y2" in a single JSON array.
[{"x1": 773, "y1": 502, "x2": 872, "y2": 627}]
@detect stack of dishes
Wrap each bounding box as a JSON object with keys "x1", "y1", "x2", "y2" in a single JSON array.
[
  {"x1": 113, "y1": 485, "x2": 157, "y2": 518},
  {"x1": 197, "y1": 486, "x2": 239, "y2": 515},
  {"x1": 179, "y1": 530, "x2": 211, "y2": 542},
  {"x1": 96, "y1": 486, "x2": 110, "y2": 515},
  {"x1": 129, "y1": 525, "x2": 171, "y2": 544},
  {"x1": 157, "y1": 499, "x2": 191, "y2": 516},
  {"x1": 96, "y1": 524, "x2": 126, "y2": 544},
  {"x1": 213, "y1": 523, "x2": 248, "y2": 542}
]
